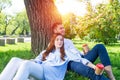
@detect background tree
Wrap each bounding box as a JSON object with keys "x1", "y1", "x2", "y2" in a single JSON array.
[
  {"x1": 0, "y1": 0, "x2": 11, "y2": 35},
  {"x1": 11, "y1": 10, "x2": 30, "y2": 35},
  {"x1": 24, "y1": 0, "x2": 61, "y2": 54},
  {"x1": 62, "y1": 13, "x2": 77, "y2": 39},
  {"x1": 0, "y1": 14, "x2": 12, "y2": 35},
  {"x1": 76, "y1": 0, "x2": 120, "y2": 44}
]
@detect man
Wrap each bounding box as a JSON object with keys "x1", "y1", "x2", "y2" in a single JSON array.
[{"x1": 52, "y1": 22, "x2": 115, "y2": 80}]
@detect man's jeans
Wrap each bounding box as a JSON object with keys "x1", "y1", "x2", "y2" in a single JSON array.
[{"x1": 68, "y1": 44, "x2": 110, "y2": 80}]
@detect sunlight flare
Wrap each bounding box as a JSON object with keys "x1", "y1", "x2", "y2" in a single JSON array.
[{"x1": 55, "y1": 0, "x2": 87, "y2": 16}]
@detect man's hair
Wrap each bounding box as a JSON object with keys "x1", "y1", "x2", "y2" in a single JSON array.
[{"x1": 52, "y1": 22, "x2": 62, "y2": 30}]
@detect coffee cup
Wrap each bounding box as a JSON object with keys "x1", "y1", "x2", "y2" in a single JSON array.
[
  {"x1": 82, "y1": 44, "x2": 89, "y2": 54},
  {"x1": 95, "y1": 63, "x2": 104, "y2": 75}
]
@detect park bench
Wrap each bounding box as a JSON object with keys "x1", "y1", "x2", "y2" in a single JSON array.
[
  {"x1": 17, "y1": 37, "x2": 31, "y2": 43},
  {"x1": 17, "y1": 37, "x2": 24, "y2": 42},
  {"x1": 0, "y1": 38, "x2": 5, "y2": 46},
  {"x1": 6, "y1": 38, "x2": 16, "y2": 44}
]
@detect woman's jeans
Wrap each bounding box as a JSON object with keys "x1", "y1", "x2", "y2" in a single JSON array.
[
  {"x1": 67, "y1": 44, "x2": 111, "y2": 80},
  {"x1": 0, "y1": 57, "x2": 44, "y2": 80}
]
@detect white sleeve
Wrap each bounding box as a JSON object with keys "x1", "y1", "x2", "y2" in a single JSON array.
[
  {"x1": 65, "y1": 49, "x2": 90, "y2": 65},
  {"x1": 34, "y1": 50, "x2": 46, "y2": 64},
  {"x1": 64, "y1": 39, "x2": 83, "y2": 56}
]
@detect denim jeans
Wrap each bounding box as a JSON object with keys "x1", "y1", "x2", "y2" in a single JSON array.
[
  {"x1": 84, "y1": 44, "x2": 111, "y2": 66},
  {"x1": 67, "y1": 44, "x2": 110, "y2": 80}
]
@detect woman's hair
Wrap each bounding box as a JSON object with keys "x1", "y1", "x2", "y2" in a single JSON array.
[{"x1": 42, "y1": 33, "x2": 65, "y2": 61}]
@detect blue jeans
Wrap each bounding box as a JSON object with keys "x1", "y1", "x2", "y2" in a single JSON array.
[
  {"x1": 67, "y1": 44, "x2": 110, "y2": 80},
  {"x1": 84, "y1": 44, "x2": 111, "y2": 66}
]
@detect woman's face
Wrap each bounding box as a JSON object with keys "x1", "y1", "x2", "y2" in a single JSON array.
[{"x1": 54, "y1": 35, "x2": 64, "y2": 49}]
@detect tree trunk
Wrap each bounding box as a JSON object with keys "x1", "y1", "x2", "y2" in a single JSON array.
[
  {"x1": 24, "y1": 0, "x2": 61, "y2": 55},
  {"x1": 11, "y1": 26, "x2": 19, "y2": 35}
]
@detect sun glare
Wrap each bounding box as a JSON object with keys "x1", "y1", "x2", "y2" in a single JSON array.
[{"x1": 55, "y1": 0, "x2": 87, "y2": 16}]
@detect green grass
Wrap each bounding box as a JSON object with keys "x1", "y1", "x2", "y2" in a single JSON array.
[
  {"x1": 0, "y1": 42, "x2": 35, "y2": 72},
  {"x1": 0, "y1": 40, "x2": 120, "y2": 80}
]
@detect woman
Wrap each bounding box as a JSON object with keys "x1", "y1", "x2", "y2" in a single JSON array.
[
  {"x1": 0, "y1": 33, "x2": 109, "y2": 80},
  {"x1": 0, "y1": 33, "x2": 68, "y2": 80}
]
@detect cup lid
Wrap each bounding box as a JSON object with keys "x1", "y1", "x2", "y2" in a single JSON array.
[
  {"x1": 96, "y1": 63, "x2": 104, "y2": 69},
  {"x1": 82, "y1": 44, "x2": 88, "y2": 47}
]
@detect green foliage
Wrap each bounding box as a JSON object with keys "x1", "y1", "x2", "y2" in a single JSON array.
[
  {"x1": 0, "y1": 10, "x2": 30, "y2": 35},
  {"x1": 0, "y1": 42, "x2": 35, "y2": 72},
  {"x1": 76, "y1": 0, "x2": 120, "y2": 44},
  {"x1": 0, "y1": 0, "x2": 30, "y2": 35},
  {"x1": 62, "y1": 13, "x2": 77, "y2": 39},
  {"x1": 12, "y1": 10, "x2": 30, "y2": 35},
  {"x1": 0, "y1": 14, "x2": 13, "y2": 35}
]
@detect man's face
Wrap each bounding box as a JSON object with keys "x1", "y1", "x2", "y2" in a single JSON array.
[{"x1": 54, "y1": 24, "x2": 65, "y2": 36}]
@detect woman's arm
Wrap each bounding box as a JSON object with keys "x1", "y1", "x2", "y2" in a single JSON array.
[{"x1": 33, "y1": 50, "x2": 46, "y2": 64}]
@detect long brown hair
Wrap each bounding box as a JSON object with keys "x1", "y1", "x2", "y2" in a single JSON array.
[{"x1": 42, "y1": 33, "x2": 65, "y2": 61}]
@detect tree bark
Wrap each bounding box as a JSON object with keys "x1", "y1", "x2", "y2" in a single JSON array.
[{"x1": 24, "y1": 0, "x2": 61, "y2": 54}]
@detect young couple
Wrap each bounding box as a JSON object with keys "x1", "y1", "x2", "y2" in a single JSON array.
[{"x1": 0, "y1": 23, "x2": 115, "y2": 80}]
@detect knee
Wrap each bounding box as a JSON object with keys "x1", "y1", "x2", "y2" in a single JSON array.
[
  {"x1": 10, "y1": 57, "x2": 22, "y2": 63},
  {"x1": 21, "y1": 61, "x2": 33, "y2": 69},
  {"x1": 95, "y1": 44, "x2": 105, "y2": 49}
]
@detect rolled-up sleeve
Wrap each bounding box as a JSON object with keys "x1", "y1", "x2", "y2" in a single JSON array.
[
  {"x1": 64, "y1": 39, "x2": 82, "y2": 56},
  {"x1": 65, "y1": 50, "x2": 90, "y2": 65},
  {"x1": 64, "y1": 39, "x2": 90, "y2": 65}
]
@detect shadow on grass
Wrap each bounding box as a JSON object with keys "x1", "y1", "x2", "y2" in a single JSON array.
[{"x1": 64, "y1": 71, "x2": 88, "y2": 80}]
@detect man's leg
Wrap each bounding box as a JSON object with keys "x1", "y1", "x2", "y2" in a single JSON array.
[
  {"x1": 13, "y1": 60, "x2": 44, "y2": 80},
  {"x1": 67, "y1": 61, "x2": 109, "y2": 80},
  {"x1": 84, "y1": 44, "x2": 111, "y2": 66},
  {"x1": 0, "y1": 57, "x2": 23, "y2": 80},
  {"x1": 84, "y1": 44, "x2": 115, "y2": 80}
]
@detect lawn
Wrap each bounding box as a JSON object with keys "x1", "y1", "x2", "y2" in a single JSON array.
[{"x1": 0, "y1": 40, "x2": 120, "y2": 80}]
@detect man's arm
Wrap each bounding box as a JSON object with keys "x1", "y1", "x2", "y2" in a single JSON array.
[{"x1": 64, "y1": 38, "x2": 82, "y2": 55}]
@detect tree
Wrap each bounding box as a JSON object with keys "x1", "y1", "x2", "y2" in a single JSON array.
[
  {"x1": 77, "y1": 0, "x2": 120, "y2": 44},
  {"x1": 24, "y1": 0, "x2": 61, "y2": 54},
  {"x1": 62, "y1": 13, "x2": 77, "y2": 39},
  {"x1": 0, "y1": 14, "x2": 12, "y2": 35},
  {"x1": 0, "y1": 0, "x2": 11, "y2": 35},
  {"x1": 11, "y1": 10, "x2": 30, "y2": 35},
  {"x1": 89, "y1": 0, "x2": 120, "y2": 44}
]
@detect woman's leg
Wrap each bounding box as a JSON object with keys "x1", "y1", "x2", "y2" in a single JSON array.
[
  {"x1": 13, "y1": 60, "x2": 44, "y2": 80},
  {"x1": 84, "y1": 44, "x2": 115, "y2": 80},
  {"x1": 0, "y1": 57, "x2": 23, "y2": 80},
  {"x1": 67, "y1": 61, "x2": 109, "y2": 80}
]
